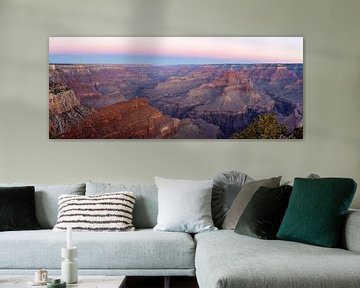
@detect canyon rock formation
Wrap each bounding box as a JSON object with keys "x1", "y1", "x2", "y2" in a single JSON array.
[{"x1": 49, "y1": 63, "x2": 303, "y2": 139}]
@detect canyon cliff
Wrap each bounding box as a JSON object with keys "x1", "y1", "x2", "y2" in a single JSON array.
[
  {"x1": 57, "y1": 98, "x2": 222, "y2": 139},
  {"x1": 49, "y1": 81, "x2": 92, "y2": 137}
]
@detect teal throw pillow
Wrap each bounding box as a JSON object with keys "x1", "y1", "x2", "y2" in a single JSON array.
[{"x1": 277, "y1": 178, "x2": 357, "y2": 247}]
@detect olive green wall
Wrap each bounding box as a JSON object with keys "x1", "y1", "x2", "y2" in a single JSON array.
[{"x1": 0, "y1": 0, "x2": 359, "y2": 207}]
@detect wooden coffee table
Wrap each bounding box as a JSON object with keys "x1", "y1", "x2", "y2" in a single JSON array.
[{"x1": 0, "y1": 275, "x2": 126, "y2": 288}]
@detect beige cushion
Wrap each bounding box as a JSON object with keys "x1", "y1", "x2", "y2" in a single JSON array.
[{"x1": 222, "y1": 177, "x2": 281, "y2": 230}]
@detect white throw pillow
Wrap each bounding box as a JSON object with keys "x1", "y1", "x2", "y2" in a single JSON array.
[
  {"x1": 53, "y1": 192, "x2": 135, "y2": 231},
  {"x1": 153, "y1": 177, "x2": 217, "y2": 233}
]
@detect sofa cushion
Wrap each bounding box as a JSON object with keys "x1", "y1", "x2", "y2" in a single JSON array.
[
  {"x1": 86, "y1": 181, "x2": 158, "y2": 229},
  {"x1": 0, "y1": 183, "x2": 85, "y2": 229},
  {"x1": 342, "y1": 209, "x2": 360, "y2": 253},
  {"x1": 0, "y1": 186, "x2": 40, "y2": 231},
  {"x1": 154, "y1": 177, "x2": 216, "y2": 233},
  {"x1": 277, "y1": 178, "x2": 357, "y2": 247},
  {"x1": 0, "y1": 229, "x2": 195, "y2": 271},
  {"x1": 234, "y1": 185, "x2": 292, "y2": 239},
  {"x1": 222, "y1": 176, "x2": 281, "y2": 229},
  {"x1": 195, "y1": 230, "x2": 360, "y2": 288},
  {"x1": 212, "y1": 171, "x2": 250, "y2": 228},
  {"x1": 53, "y1": 192, "x2": 136, "y2": 232}
]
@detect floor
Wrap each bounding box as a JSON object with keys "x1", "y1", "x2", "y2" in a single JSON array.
[{"x1": 126, "y1": 276, "x2": 199, "y2": 288}]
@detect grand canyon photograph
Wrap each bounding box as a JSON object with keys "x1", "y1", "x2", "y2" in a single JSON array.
[{"x1": 49, "y1": 37, "x2": 303, "y2": 139}]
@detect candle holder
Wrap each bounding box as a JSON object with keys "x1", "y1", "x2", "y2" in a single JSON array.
[{"x1": 61, "y1": 247, "x2": 78, "y2": 284}]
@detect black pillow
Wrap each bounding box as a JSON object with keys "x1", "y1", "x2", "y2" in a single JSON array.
[
  {"x1": 234, "y1": 185, "x2": 292, "y2": 239},
  {"x1": 0, "y1": 186, "x2": 41, "y2": 231}
]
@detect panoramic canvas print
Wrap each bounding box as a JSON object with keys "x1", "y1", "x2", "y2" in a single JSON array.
[{"x1": 49, "y1": 37, "x2": 303, "y2": 139}]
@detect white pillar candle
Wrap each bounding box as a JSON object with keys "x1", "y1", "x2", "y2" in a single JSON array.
[{"x1": 67, "y1": 225, "x2": 72, "y2": 249}]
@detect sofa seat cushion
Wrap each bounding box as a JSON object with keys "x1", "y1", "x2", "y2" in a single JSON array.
[
  {"x1": 0, "y1": 229, "x2": 195, "y2": 270},
  {"x1": 195, "y1": 230, "x2": 360, "y2": 288}
]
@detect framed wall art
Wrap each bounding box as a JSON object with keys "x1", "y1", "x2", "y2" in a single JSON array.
[{"x1": 49, "y1": 37, "x2": 303, "y2": 139}]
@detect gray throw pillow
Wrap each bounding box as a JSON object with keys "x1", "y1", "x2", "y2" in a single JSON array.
[
  {"x1": 153, "y1": 177, "x2": 217, "y2": 233},
  {"x1": 222, "y1": 176, "x2": 281, "y2": 230},
  {"x1": 0, "y1": 183, "x2": 85, "y2": 228},
  {"x1": 212, "y1": 171, "x2": 251, "y2": 228},
  {"x1": 284, "y1": 173, "x2": 320, "y2": 186}
]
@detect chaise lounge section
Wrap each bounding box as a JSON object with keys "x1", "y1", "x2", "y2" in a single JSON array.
[{"x1": 195, "y1": 215, "x2": 360, "y2": 288}]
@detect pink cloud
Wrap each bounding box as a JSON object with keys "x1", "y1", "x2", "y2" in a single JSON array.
[{"x1": 49, "y1": 37, "x2": 303, "y2": 63}]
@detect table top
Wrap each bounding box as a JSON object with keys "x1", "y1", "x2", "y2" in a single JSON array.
[{"x1": 0, "y1": 275, "x2": 126, "y2": 288}]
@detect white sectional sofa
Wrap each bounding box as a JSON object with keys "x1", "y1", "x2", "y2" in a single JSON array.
[{"x1": 0, "y1": 180, "x2": 359, "y2": 288}]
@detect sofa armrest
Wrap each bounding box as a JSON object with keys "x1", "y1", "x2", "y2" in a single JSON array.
[{"x1": 342, "y1": 209, "x2": 360, "y2": 253}]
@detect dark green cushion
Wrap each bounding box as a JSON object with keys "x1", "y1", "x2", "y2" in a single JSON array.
[
  {"x1": 0, "y1": 186, "x2": 41, "y2": 231},
  {"x1": 235, "y1": 185, "x2": 292, "y2": 239},
  {"x1": 277, "y1": 178, "x2": 357, "y2": 247}
]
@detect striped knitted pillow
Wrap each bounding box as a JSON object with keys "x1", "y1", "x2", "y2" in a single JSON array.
[{"x1": 53, "y1": 192, "x2": 135, "y2": 231}]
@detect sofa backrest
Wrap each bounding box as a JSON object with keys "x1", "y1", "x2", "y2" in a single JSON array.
[
  {"x1": 0, "y1": 182, "x2": 86, "y2": 228},
  {"x1": 86, "y1": 181, "x2": 158, "y2": 229}
]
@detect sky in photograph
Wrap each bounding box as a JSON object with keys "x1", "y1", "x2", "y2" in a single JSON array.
[{"x1": 49, "y1": 37, "x2": 303, "y2": 65}]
